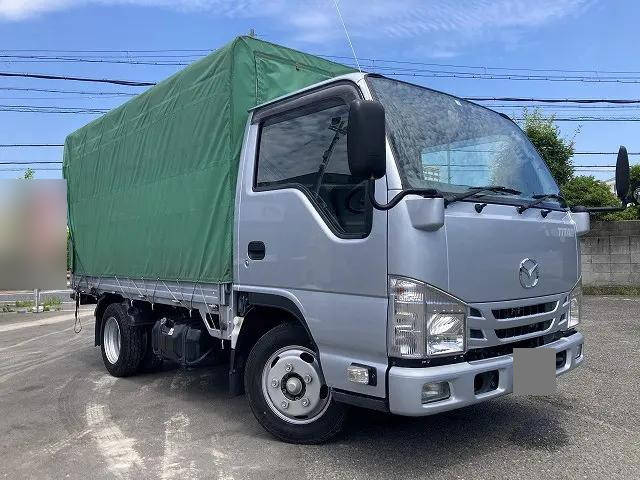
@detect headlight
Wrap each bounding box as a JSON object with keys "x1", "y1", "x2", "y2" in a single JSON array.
[
  {"x1": 388, "y1": 277, "x2": 467, "y2": 358},
  {"x1": 567, "y1": 278, "x2": 582, "y2": 328}
]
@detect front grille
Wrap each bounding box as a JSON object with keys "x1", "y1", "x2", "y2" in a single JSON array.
[
  {"x1": 464, "y1": 330, "x2": 571, "y2": 363},
  {"x1": 494, "y1": 320, "x2": 552, "y2": 339},
  {"x1": 469, "y1": 329, "x2": 484, "y2": 339},
  {"x1": 492, "y1": 301, "x2": 556, "y2": 320}
]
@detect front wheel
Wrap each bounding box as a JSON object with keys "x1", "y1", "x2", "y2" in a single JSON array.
[{"x1": 244, "y1": 323, "x2": 347, "y2": 444}]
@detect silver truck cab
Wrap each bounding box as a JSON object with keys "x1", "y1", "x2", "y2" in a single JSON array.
[{"x1": 234, "y1": 72, "x2": 586, "y2": 429}]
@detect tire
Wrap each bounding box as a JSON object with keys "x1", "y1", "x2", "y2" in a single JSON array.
[
  {"x1": 100, "y1": 302, "x2": 145, "y2": 377},
  {"x1": 244, "y1": 323, "x2": 347, "y2": 444}
]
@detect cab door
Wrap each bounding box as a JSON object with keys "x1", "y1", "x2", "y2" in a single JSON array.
[{"x1": 235, "y1": 81, "x2": 389, "y2": 398}]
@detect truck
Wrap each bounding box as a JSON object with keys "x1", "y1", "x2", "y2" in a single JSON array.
[{"x1": 64, "y1": 36, "x2": 636, "y2": 444}]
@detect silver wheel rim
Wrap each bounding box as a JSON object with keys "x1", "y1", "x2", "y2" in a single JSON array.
[
  {"x1": 261, "y1": 346, "x2": 331, "y2": 425},
  {"x1": 103, "y1": 316, "x2": 121, "y2": 364}
]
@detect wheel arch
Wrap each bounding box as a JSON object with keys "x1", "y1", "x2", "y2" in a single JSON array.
[
  {"x1": 94, "y1": 293, "x2": 124, "y2": 346},
  {"x1": 229, "y1": 292, "x2": 316, "y2": 396}
]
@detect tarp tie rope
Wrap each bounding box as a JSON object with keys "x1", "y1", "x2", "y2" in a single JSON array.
[{"x1": 73, "y1": 275, "x2": 84, "y2": 334}]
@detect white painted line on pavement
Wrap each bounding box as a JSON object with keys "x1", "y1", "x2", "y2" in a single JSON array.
[
  {"x1": 161, "y1": 412, "x2": 199, "y2": 480},
  {"x1": 86, "y1": 374, "x2": 145, "y2": 479},
  {"x1": 0, "y1": 309, "x2": 94, "y2": 333},
  {"x1": 160, "y1": 371, "x2": 201, "y2": 479}
]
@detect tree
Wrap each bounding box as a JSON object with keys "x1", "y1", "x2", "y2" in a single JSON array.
[
  {"x1": 22, "y1": 168, "x2": 34, "y2": 179},
  {"x1": 630, "y1": 164, "x2": 640, "y2": 195},
  {"x1": 561, "y1": 176, "x2": 619, "y2": 208},
  {"x1": 522, "y1": 109, "x2": 575, "y2": 187},
  {"x1": 561, "y1": 175, "x2": 639, "y2": 220}
]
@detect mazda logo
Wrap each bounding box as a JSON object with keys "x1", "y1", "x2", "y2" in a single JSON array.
[{"x1": 519, "y1": 258, "x2": 539, "y2": 288}]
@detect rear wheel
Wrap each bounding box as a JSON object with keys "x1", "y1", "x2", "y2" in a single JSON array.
[
  {"x1": 100, "y1": 303, "x2": 144, "y2": 377},
  {"x1": 244, "y1": 323, "x2": 347, "y2": 444}
]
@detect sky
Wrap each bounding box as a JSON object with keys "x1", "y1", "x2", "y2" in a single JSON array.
[{"x1": 0, "y1": 0, "x2": 638, "y2": 180}]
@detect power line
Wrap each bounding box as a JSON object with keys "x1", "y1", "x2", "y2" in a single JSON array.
[
  {"x1": 466, "y1": 97, "x2": 640, "y2": 104},
  {"x1": 0, "y1": 104, "x2": 109, "y2": 114},
  {"x1": 0, "y1": 144, "x2": 63, "y2": 147},
  {"x1": 0, "y1": 86, "x2": 635, "y2": 106},
  {"x1": 0, "y1": 55, "x2": 189, "y2": 66},
  {"x1": 511, "y1": 116, "x2": 640, "y2": 122},
  {"x1": 0, "y1": 161, "x2": 62, "y2": 164},
  {"x1": 4, "y1": 50, "x2": 640, "y2": 76},
  {"x1": 491, "y1": 104, "x2": 640, "y2": 109},
  {"x1": 0, "y1": 87, "x2": 135, "y2": 96},
  {"x1": 0, "y1": 49, "x2": 211, "y2": 53},
  {"x1": 2, "y1": 87, "x2": 637, "y2": 106},
  {"x1": 0, "y1": 167, "x2": 62, "y2": 171},
  {"x1": 0, "y1": 71, "x2": 155, "y2": 86},
  {"x1": 382, "y1": 71, "x2": 640, "y2": 84},
  {"x1": 4, "y1": 66, "x2": 640, "y2": 87},
  {"x1": 319, "y1": 54, "x2": 640, "y2": 76},
  {"x1": 573, "y1": 152, "x2": 640, "y2": 155}
]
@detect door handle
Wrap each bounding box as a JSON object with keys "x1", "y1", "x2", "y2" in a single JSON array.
[{"x1": 248, "y1": 241, "x2": 266, "y2": 260}]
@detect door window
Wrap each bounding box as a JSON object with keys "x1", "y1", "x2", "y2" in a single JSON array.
[{"x1": 256, "y1": 99, "x2": 371, "y2": 237}]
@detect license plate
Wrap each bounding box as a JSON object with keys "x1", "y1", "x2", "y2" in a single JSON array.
[{"x1": 513, "y1": 347, "x2": 556, "y2": 395}]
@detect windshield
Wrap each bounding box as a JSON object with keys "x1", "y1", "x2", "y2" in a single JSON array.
[{"x1": 366, "y1": 76, "x2": 560, "y2": 203}]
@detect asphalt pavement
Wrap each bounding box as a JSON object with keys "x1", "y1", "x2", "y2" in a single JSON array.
[{"x1": 0, "y1": 296, "x2": 638, "y2": 479}]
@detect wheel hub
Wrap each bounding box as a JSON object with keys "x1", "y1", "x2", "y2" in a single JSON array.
[
  {"x1": 103, "y1": 316, "x2": 121, "y2": 364},
  {"x1": 262, "y1": 346, "x2": 330, "y2": 424},
  {"x1": 285, "y1": 376, "x2": 304, "y2": 397}
]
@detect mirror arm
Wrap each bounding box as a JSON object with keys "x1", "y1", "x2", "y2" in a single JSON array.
[{"x1": 366, "y1": 180, "x2": 442, "y2": 211}]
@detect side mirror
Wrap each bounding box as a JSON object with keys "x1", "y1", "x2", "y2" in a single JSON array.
[
  {"x1": 347, "y1": 99, "x2": 386, "y2": 180},
  {"x1": 615, "y1": 145, "x2": 630, "y2": 203},
  {"x1": 572, "y1": 211, "x2": 590, "y2": 236}
]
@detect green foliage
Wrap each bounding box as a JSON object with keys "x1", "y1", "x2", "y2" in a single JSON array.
[
  {"x1": 630, "y1": 164, "x2": 640, "y2": 194},
  {"x1": 522, "y1": 110, "x2": 638, "y2": 220},
  {"x1": 522, "y1": 109, "x2": 575, "y2": 187},
  {"x1": 43, "y1": 296, "x2": 62, "y2": 311},
  {"x1": 561, "y1": 175, "x2": 639, "y2": 220},
  {"x1": 614, "y1": 164, "x2": 640, "y2": 220},
  {"x1": 583, "y1": 285, "x2": 640, "y2": 296},
  {"x1": 22, "y1": 168, "x2": 35, "y2": 180},
  {"x1": 15, "y1": 300, "x2": 35, "y2": 308},
  {"x1": 561, "y1": 176, "x2": 619, "y2": 208}
]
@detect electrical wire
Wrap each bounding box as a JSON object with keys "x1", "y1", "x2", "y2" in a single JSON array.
[
  {"x1": 466, "y1": 97, "x2": 640, "y2": 104},
  {"x1": 0, "y1": 144, "x2": 63, "y2": 147},
  {"x1": 0, "y1": 71, "x2": 155, "y2": 86},
  {"x1": 0, "y1": 87, "x2": 135, "y2": 96},
  {"x1": 3, "y1": 49, "x2": 640, "y2": 76},
  {"x1": 0, "y1": 161, "x2": 62, "y2": 164}
]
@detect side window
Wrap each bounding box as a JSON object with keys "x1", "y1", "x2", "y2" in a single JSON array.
[{"x1": 256, "y1": 99, "x2": 371, "y2": 237}]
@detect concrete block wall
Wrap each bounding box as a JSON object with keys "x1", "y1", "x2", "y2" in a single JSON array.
[{"x1": 580, "y1": 221, "x2": 640, "y2": 286}]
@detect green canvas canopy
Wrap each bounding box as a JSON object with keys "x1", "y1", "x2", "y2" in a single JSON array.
[{"x1": 63, "y1": 36, "x2": 354, "y2": 284}]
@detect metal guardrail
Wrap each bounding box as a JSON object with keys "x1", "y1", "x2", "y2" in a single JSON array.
[{"x1": 0, "y1": 289, "x2": 73, "y2": 312}]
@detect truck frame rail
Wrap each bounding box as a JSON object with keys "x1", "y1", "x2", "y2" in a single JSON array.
[{"x1": 73, "y1": 274, "x2": 234, "y2": 340}]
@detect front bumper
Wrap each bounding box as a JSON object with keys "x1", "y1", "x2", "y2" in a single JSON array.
[{"x1": 388, "y1": 331, "x2": 584, "y2": 416}]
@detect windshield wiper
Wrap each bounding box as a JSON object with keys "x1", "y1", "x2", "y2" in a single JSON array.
[
  {"x1": 444, "y1": 185, "x2": 521, "y2": 207},
  {"x1": 517, "y1": 193, "x2": 567, "y2": 214}
]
